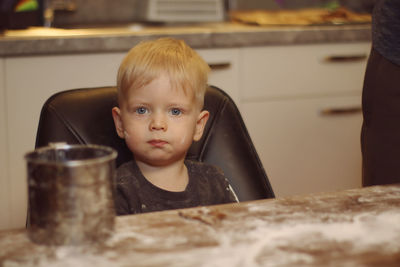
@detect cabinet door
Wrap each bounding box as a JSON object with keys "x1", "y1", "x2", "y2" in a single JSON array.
[
  {"x1": 241, "y1": 95, "x2": 362, "y2": 197},
  {"x1": 0, "y1": 59, "x2": 10, "y2": 230},
  {"x1": 5, "y1": 53, "x2": 125, "y2": 229}
]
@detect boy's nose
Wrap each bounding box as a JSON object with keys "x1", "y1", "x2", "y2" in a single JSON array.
[{"x1": 149, "y1": 114, "x2": 167, "y2": 131}]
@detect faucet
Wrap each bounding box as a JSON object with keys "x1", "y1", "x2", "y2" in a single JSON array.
[{"x1": 43, "y1": 0, "x2": 77, "y2": 27}]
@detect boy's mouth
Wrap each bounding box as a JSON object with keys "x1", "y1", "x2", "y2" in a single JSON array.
[{"x1": 148, "y1": 139, "x2": 168, "y2": 147}]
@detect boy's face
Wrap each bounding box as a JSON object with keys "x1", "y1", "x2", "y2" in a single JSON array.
[{"x1": 112, "y1": 73, "x2": 209, "y2": 167}]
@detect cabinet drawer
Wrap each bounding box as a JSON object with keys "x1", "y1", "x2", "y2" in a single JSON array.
[
  {"x1": 241, "y1": 95, "x2": 362, "y2": 197},
  {"x1": 196, "y1": 48, "x2": 240, "y2": 104},
  {"x1": 240, "y1": 42, "x2": 371, "y2": 100}
]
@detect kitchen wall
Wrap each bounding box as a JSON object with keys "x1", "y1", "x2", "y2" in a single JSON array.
[{"x1": 50, "y1": 0, "x2": 376, "y2": 27}]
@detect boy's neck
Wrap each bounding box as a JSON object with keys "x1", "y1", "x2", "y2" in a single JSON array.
[{"x1": 136, "y1": 159, "x2": 189, "y2": 192}]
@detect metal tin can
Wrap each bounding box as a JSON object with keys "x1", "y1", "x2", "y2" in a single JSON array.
[{"x1": 25, "y1": 143, "x2": 117, "y2": 245}]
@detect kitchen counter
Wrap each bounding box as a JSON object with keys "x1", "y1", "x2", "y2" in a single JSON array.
[
  {"x1": 0, "y1": 22, "x2": 371, "y2": 57},
  {"x1": 0, "y1": 184, "x2": 399, "y2": 266}
]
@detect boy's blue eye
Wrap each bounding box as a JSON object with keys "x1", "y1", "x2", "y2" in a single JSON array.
[
  {"x1": 136, "y1": 107, "x2": 147, "y2": 114},
  {"x1": 170, "y1": 108, "x2": 181, "y2": 116}
]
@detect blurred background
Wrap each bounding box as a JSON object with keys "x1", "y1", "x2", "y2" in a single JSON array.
[{"x1": 50, "y1": 0, "x2": 376, "y2": 27}]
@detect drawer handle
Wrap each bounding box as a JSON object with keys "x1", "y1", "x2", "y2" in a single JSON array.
[
  {"x1": 320, "y1": 106, "x2": 362, "y2": 116},
  {"x1": 208, "y1": 62, "x2": 231, "y2": 70},
  {"x1": 324, "y1": 54, "x2": 367, "y2": 63}
]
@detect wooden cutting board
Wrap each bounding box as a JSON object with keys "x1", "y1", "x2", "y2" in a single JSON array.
[{"x1": 229, "y1": 7, "x2": 371, "y2": 26}]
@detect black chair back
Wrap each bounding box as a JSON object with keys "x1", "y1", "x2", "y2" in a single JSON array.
[{"x1": 35, "y1": 85, "x2": 275, "y2": 201}]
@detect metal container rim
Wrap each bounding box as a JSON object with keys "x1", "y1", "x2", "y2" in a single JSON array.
[{"x1": 24, "y1": 144, "x2": 118, "y2": 167}]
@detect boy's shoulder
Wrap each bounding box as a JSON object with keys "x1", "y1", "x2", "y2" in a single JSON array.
[
  {"x1": 186, "y1": 160, "x2": 238, "y2": 203},
  {"x1": 185, "y1": 160, "x2": 223, "y2": 173},
  {"x1": 115, "y1": 160, "x2": 141, "y2": 183},
  {"x1": 185, "y1": 160, "x2": 226, "y2": 184},
  {"x1": 116, "y1": 160, "x2": 135, "y2": 173}
]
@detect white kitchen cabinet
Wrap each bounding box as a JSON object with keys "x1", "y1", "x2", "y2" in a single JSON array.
[
  {"x1": 0, "y1": 59, "x2": 10, "y2": 230},
  {"x1": 0, "y1": 48, "x2": 240, "y2": 230},
  {"x1": 239, "y1": 42, "x2": 371, "y2": 197},
  {"x1": 242, "y1": 95, "x2": 363, "y2": 197},
  {"x1": 240, "y1": 43, "x2": 371, "y2": 100}
]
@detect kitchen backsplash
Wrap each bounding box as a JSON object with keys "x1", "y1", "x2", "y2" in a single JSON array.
[{"x1": 50, "y1": 0, "x2": 376, "y2": 27}]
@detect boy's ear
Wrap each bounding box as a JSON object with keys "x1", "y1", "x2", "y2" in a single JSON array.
[
  {"x1": 193, "y1": 110, "x2": 210, "y2": 141},
  {"x1": 112, "y1": 107, "x2": 125, "y2": 139}
]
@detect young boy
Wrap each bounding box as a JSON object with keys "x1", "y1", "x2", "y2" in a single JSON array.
[{"x1": 112, "y1": 38, "x2": 238, "y2": 215}]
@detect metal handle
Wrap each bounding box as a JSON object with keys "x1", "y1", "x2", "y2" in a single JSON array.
[
  {"x1": 324, "y1": 54, "x2": 368, "y2": 63},
  {"x1": 208, "y1": 62, "x2": 231, "y2": 70},
  {"x1": 320, "y1": 106, "x2": 362, "y2": 116}
]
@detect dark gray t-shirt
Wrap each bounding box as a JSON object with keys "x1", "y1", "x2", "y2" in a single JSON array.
[
  {"x1": 115, "y1": 160, "x2": 238, "y2": 215},
  {"x1": 372, "y1": 0, "x2": 400, "y2": 66}
]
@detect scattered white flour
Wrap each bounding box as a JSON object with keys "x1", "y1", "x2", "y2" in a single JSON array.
[{"x1": 2, "y1": 209, "x2": 400, "y2": 267}]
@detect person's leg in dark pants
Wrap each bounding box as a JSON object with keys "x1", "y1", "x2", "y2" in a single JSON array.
[{"x1": 361, "y1": 48, "x2": 400, "y2": 186}]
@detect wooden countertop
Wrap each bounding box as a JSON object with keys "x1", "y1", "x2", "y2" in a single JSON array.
[
  {"x1": 1, "y1": 184, "x2": 399, "y2": 266},
  {"x1": 0, "y1": 22, "x2": 371, "y2": 57}
]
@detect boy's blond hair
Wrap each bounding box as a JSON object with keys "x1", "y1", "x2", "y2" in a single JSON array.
[{"x1": 117, "y1": 38, "x2": 210, "y2": 107}]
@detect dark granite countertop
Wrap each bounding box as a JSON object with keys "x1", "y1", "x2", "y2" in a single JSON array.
[
  {"x1": 0, "y1": 22, "x2": 372, "y2": 57},
  {"x1": 0, "y1": 184, "x2": 399, "y2": 266}
]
